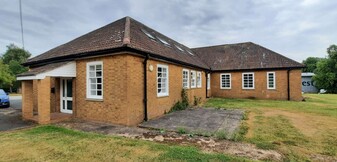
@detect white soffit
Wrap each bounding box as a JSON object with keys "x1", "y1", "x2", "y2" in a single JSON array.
[{"x1": 17, "y1": 62, "x2": 76, "y2": 80}]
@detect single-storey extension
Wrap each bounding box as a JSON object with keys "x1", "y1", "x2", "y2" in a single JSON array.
[{"x1": 17, "y1": 16, "x2": 304, "y2": 125}]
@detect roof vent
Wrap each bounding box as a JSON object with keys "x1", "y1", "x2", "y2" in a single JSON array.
[
  {"x1": 156, "y1": 36, "x2": 171, "y2": 47},
  {"x1": 141, "y1": 29, "x2": 156, "y2": 40},
  {"x1": 175, "y1": 45, "x2": 184, "y2": 52}
]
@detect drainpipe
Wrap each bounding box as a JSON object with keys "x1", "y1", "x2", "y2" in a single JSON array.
[
  {"x1": 205, "y1": 71, "x2": 209, "y2": 98},
  {"x1": 143, "y1": 54, "x2": 149, "y2": 121},
  {"x1": 287, "y1": 69, "x2": 290, "y2": 101}
]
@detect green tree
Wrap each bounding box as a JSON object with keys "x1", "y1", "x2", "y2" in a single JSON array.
[
  {"x1": 0, "y1": 60, "x2": 15, "y2": 88},
  {"x1": 0, "y1": 44, "x2": 31, "y2": 92},
  {"x1": 302, "y1": 57, "x2": 323, "y2": 72},
  {"x1": 313, "y1": 45, "x2": 337, "y2": 93},
  {"x1": 2, "y1": 44, "x2": 31, "y2": 65}
]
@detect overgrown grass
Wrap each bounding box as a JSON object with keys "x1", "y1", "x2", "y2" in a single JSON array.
[
  {"x1": 0, "y1": 125, "x2": 251, "y2": 161},
  {"x1": 205, "y1": 94, "x2": 337, "y2": 117},
  {"x1": 205, "y1": 94, "x2": 337, "y2": 161}
]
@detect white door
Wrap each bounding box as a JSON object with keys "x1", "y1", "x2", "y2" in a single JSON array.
[{"x1": 60, "y1": 78, "x2": 73, "y2": 114}]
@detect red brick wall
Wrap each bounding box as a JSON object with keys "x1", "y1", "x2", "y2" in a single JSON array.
[
  {"x1": 210, "y1": 69, "x2": 303, "y2": 101},
  {"x1": 74, "y1": 54, "x2": 206, "y2": 125}
]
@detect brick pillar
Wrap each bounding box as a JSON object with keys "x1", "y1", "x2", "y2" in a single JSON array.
[
  {"x1": 37, "y1": 77, "x2": 51, "y2": 124},
  {"x1": 22, "y1": 80, "x2": 33, "y2": 119}
]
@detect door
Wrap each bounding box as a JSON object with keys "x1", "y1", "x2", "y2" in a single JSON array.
[{"x1": 60, "y1": 78, "x2": 73, "y2": 114}]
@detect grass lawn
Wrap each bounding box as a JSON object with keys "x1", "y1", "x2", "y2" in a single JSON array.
[
  {"x1": 0, "y1": 126, "x2": 251, "y2": 162},
  {"x1": 205, "y1": 94, "x2": 337, "y2": 161}
]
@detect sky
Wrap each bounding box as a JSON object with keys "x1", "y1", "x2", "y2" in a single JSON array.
[{"x1": 1, "y1": 0, "x2": 337, "y2": 62}]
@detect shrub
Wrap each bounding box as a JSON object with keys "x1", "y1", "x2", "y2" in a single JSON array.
[
  {"x1": 193, "y1": 96, "x2": 202, "y2": 106},
  {"x1": 171, "y1": 89, "x2": 189, "y2": 112}
]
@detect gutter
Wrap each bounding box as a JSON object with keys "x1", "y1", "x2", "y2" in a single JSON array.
[
  {"x1": 143, "y1": 54, "x2": 149, "y2": 121},
  {"x1": 287, "y1": 69, "x2": 290, "y2": 101}
]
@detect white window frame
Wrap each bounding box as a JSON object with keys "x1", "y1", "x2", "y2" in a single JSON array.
[
  {"x1": 220, "y1": 73, "x2": 231, "y2": 89},
  {"x1": 242, "y1": 72, "x2": 255, "y2": 89},
  {"x1": 267, "y1": 72, "x2": 276, "y2": 89},
  {"x1": 157, "y1": 64, "x2": 169, "y2": 97},
  {"x1": 207, "y1": 73, "x2": 210, "y2": 90},
  {"x1": 182, "y1": 69, "x2": 189, "y2": 89},
  {"x1": 86, "y1": 61, "x2": 103, "y2": 99},
  {"x1": 197, "y1": 71, "x2": 202, "y2": 88},
  {"x1": 190, "y1": 70, "x2": 196, "y2": 88}
]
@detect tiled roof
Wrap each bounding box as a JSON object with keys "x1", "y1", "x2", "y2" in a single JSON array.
[
  {"x1": 24, "y1": 17, "x2": 303, "y2": 71},
  {"x1": 25, "y1": 17, "x2": 209, "y2": 69},
  {"x1": 26, "y1": 18, "x2": 126, "y2": 64},
  {"x1": 192, "y1": 42, "x2": 304, "y2": 71}
]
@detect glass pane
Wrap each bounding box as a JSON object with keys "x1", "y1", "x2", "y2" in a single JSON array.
[
  {"x1": 96, "y1": 65, "x2": 102, "y2": 70},
  {"x1": 67, "y1": 80, "x2": 72, "y2": 97},
  {"x1": 89, "y1": 72, "x2": 95, "y2": 77},
  {"x1": 97, "y1": 90, "x2": 102, "y2": 96},
  {"x1": 97, "y1": 78, "x2": 102, "y2": 83},
  {"x1": 158, "y1": 67, "x2": 162, "y2": 72},
  {"x1": 91, "y1": 84, "x2": 96, "y2": 90},
  {"x1": 97, "y1": 84, "x2": 102, "y2": 90},
  {"x1": 91, "y1": 90, "x2": 96, "y2": 95},
  {"x1": 89, "y1": 65, "x2": 95, "y2": 71},
  {"x1": 90, "y1": 78, "x2": 96, "y2": 83},
  {"x1": 62, "y1": 80, "x2": 65, "y2": 97},
  {"x1": 62, "y1": 100, "x2": 65, "y2": 110},
  {"x1": 96, "y1": 71, "x2": 102, "y2": 77},
  {"x1": 67, "y1": 101, "x2": 72, "y2": 110}
]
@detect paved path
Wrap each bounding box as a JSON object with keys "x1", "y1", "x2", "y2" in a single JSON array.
[
  {"x1": 9, "y1": 96, "x2": 22, "y2": 109},
  {"x1": 0, "y1": 96, "x2": 33, "y2": 131},
  {"x1": 139, "y1": 108, "x2": 244, "y2": 137}
]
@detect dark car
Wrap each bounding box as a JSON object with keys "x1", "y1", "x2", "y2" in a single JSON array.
[{"x1": 0, "y1": 89, "x2": 10, "y2": 108}]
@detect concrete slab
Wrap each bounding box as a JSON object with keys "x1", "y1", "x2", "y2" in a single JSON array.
[{"x1": 139, "y1": 108, "x2": 244, "y2": 136}]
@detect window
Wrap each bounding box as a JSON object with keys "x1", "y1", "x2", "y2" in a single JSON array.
[
  {"x1": 207, "y1": 73, "x2": 210, "y2": 90},
  {"x1": 87, "y1": 61, "x2": 103, "y2": 99},
  {"x1": 242, "y1": 73, "x2": 254, "y2": 89},
  {"x1": 267, "y1": 72, "x2": 276, "y2": 89},
  {"x1": 190, "y1": 71, "x2": 196, "y2": 88},
  {"x1": 141, "y1": 29, "x2": 156, "y2": 40},
  {"x1": 182, "y1": 69, "x2": 189, "y2": 89},
  {"x1": 220, "y1": 73, "x2": 231, "y2": 89},
  {"x1": 157, "y1": 64, "x2": 169, "y2": 97},
  {"x1": 197, "y1": 72, "x2": 202, "y2": 88}
]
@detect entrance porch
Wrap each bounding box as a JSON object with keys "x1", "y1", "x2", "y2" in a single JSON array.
[{"x1": 17, "y1": 62, "x2": 76, "y2": 124}]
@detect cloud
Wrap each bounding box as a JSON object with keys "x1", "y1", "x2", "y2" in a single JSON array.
[{"x1": 0, "y1": 0, "x2": 336, "y2": 62}]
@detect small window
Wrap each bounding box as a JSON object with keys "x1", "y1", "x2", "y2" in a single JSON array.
[
  {"x1": 191, "y1": 71, "x2": 196, "y2": 88},
  {"x1": 141, "y1": 29, "x2": 156, "y2": 40},
  {"x1": 220, "y1": 73, "x2": 231, "y2": 89},
  {"x1": 182, "y1": 69, "x2": 189, "y2": 89},
  {"x1": 157, "y1": 37, "x2": 170, "y2": 46},
  {"x1": 197, "y1": 72, "x2": 202, "y2": 88},
  {"x1": 242, "y1": 73, "x2": 254, "y2": 89},
  {"x1": 157, "y1": 64, "x2": 169, "y2": 97},
  {"x1": 187, "y1": 50, "x2": 194, "y2": 55},
  {"x1": 175, "y1": 45, "x2": 184, "y2": 52},
  {"x1": 267, "y1": 72, "x2": 276, "y2": 89},
  {"x1": 207, "y1": 73, "x2": 211, "y2": 90},
  {"x1": 87, "y1": 61, "x2": 103, "y2": 99}
]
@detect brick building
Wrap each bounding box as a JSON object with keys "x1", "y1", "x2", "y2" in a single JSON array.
[{"x1": 17, "y1": 17, "x2": 304, "y2": 125}]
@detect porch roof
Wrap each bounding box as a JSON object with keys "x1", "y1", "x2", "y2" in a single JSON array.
[{"x1": 17, "y1": 61, "x2": 76, "y2": 80}]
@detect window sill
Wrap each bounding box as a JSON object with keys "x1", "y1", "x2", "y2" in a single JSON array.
[
  {"x1": 157, "y1": 94, "x2": 169, "y2": 98},
  {"x1": 86, "y1": 98, "x2": 103, "y2": 102},
  {"x1": 220, "y1": 88, "x2": 231, "y2": 90},
  {"x1": 242, "y1": 88, "x2": 255, "y2": 90}
]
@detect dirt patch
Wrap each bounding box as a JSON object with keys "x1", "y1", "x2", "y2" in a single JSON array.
[
  {"x1": 246, "y1": 112, "x2": 256, "y2": 138},
  {"x1": 57, "y1": 119, "x2": 283, "y2": 161}
]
